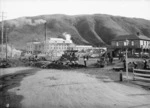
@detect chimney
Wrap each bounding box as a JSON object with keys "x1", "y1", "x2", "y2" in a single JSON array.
[
  {"x1": 136, "y1": 32, "x2": 140, "y2": 36},
  {"x1": 45, "y1": 22, "x2": 47, "y2": 41}
]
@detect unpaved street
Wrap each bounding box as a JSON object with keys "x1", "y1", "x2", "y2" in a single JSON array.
[{"x1": 8, "y1": 69, "x2": 150, "y2": 108}]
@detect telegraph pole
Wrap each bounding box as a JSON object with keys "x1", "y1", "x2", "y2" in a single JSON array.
[
  {"x1": 126, "y1": 48, "x2": 128, "y2": 80},
  {"x1": 5, "y1": 28, "x2": 8, "y2": 60},
  {"x1": 44, "y1": 22, "x2": 47, "y2": 54},
  {"x1": 11, "y1": 43, "x2": 13, "y2": 58},
  {"x1": 45, "y1": 22, "x2": 47, "y2": 41},
  {"x1": 125, "y1": 39, "x2": 129, "y2": 81},
  {"x1": 1, "y1": 12, "x2": 4, "y2": 59},
  {"x1": 0, "y1": 12, "x2": 6, "y2": 60}
]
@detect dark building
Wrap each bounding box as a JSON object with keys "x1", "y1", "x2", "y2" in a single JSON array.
[{"x1": 111, "y1": 33, "x2": 150, "y2": 57}]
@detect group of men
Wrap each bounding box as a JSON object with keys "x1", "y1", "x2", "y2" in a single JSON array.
[{"x1": 123, "y1": 58, "x2": 149, "y2": 70}]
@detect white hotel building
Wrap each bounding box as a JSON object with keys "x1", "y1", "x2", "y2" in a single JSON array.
[{"x1": 26, "y1": 33, "x2": 93, "y2": 57}]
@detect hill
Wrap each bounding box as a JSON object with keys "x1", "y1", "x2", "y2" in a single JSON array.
[{"x1": 0, "y1": 14, "x2": 150, "y2": 49}]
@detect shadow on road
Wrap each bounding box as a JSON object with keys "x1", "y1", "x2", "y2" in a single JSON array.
[{"x1": 0, "y1": 68, "x2": 40, "y2": 108}]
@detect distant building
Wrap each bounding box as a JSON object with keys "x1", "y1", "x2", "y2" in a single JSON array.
[
  {"x1": 111, "y1": 33, "x2": 150, "y2": 57},
  {"x1": 26, "y1": 41, "x2": 42, "y2": 54},
  {"x1": 26, "y1": 38, "x2": 73, "y2": 56},
  {"x1": 74, "y1": 45, "x2": 93, "y2": 51},
  {"x1": 0, "y1": 44, "x2": 22, "y2": 58},
  {"x1": 26, "y1": 33, "x2": 94, "y2": 58},
  {"x1": 43, "y1": 36, "x2": 74, "y2": 57}
]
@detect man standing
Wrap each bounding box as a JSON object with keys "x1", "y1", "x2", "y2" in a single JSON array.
[
  {"x1": 133, "y1": 62, "x2": 137, "y2": 69},
  {"x1": 83, "y1": 56, "x2": 87, "y2": 67},
  {"x1": 123, "y1": 58, "x2": 126, "y2": 71},
  {"x1": 143, "y1": 59, "x2": 147, "y2": 69}
]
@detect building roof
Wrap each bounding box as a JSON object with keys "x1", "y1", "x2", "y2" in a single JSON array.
[
  {"x1": 27, "y1": 41, "x2": 41, "y2": 45},
  {"x1": 112, "y1": 34, "x2": 150, "y2": 41},
  {"x1": 138, "y1": 35, "x2": 150, "y2": 40},
  {"x1": 47, "y1": 37, "x2": 72, "y2": 44},
  {"x1": 50, "y1": 38, "x2": 64, "y2": 41},
  {"x1": 75, "y1": 45, "x2": 93, "y2": 48}
]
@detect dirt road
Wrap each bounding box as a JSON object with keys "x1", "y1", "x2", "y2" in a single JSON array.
[
  {"x1": 8, "y1": 69, "x2": 150, "y2": 108},
  {"x1": 0, "y1": 67, "x2": 32, "y2": 76}
]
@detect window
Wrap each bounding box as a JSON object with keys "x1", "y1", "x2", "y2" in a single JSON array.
[
  {"x1": 131, "y1": 41, "x2": 134, "y2": 46},
  {"x1": 124, "y1": 42, "x2": 127, "y2": 46},
  {"x1": 140, "y1": 40, "x2": 143, "y2": 45},
  {"x1": 144, "y1": 41, "x2": 146, "y2": 45},
  {"x1": 116, "y1": 42, "x2": 118, "y2": 46},
  {"x1": 126, "y1": 40, "x2": 129, "y2": 45}
]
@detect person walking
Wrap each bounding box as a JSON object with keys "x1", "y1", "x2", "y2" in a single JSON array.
[
  {"x1": 86, "y1": 56, "x2": 89, "y2": 61},
  {"x1": 83, "y1": 56, "x2": 87, "y2": 67}
]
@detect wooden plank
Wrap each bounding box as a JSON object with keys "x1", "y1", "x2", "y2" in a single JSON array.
[
  {"x1": 134, "y1": 69, "x2": 150, "y2": 72},
  {"x1": 134, "y1": 76, "x2": 150, "y2": 81},
  {"x1": 113, "y1": 67, "x2": 123, "y2": 69},
  {"x1": 134, "y1": 71, "x2": 150, "y2": 74},
  {"x1": 113, "y1": 67, "x2": 124, "y2": 71},
  {"x1": 134, "y1": 73, "x2": 150, "y2": 77}
]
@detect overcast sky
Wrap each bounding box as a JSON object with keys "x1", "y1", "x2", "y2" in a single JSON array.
[{"x1": 0, "y1": 0, "x2": 150, "y2": 20}]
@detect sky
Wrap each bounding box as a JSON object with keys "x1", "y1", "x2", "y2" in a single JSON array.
[{"x1": 0, "y1": 0, "x2": 150, "y2": 21}]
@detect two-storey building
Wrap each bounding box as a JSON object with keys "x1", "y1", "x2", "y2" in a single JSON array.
[
  {"x1": 43, "y1": 37, "x2": 74, "y2": 57},
  {"x1": 111, "y1": 33, "x2": 150, "y2": 57},
  {"x1": 26, "y1": 41, "x2": 42, "y2": 54}
]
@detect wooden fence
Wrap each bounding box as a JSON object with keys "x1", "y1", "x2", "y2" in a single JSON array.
[{"x1": 133, "y1": 69, "x2": 150, "y2": 81}]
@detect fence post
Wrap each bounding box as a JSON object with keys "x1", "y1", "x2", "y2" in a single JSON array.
[
  {"x1": 120, "y1": 70, "x2": 123, "y2": 81},
  {"x1": 132, "y1": 68, "x2": 135, "y2": 81}
]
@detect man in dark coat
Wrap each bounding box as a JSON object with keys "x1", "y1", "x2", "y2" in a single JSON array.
[
  {"x1": 143, "y1": 59, "x2": 147, "y2": 69},
  {"x1": 133, "y1": 62, "x2": 137, "y2": 69},
  {"x1": 123, "y1": 59, "x2": 126, "y2": 70}
]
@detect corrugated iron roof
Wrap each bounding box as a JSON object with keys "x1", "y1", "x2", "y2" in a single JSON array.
[{"x1": 112, "y1": 34, "x2": 150, "y2": 41}]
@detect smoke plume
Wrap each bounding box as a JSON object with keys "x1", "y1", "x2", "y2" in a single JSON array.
[{"x1": 7, "y1": 18, "x2": 46, "y2": 27}]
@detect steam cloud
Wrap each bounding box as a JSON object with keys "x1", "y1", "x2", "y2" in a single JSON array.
[
  {"x1": 23, "y1": 18, "x2": 46, "y2": 26},
  {"x1": 8, "y1": 18, "x2": 46, "y2": 27}
]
